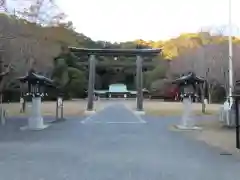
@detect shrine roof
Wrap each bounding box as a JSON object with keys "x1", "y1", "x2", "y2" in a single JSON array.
[
  {"x1": 172, "y1": 72, "x2": 205, "y2": 85},
  {"x1": 17, "y1": 70, "x2": 54, "y2": 86}
]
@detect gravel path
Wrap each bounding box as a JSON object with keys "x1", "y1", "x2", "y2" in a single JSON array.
[{"x1": 0, "y1": 103, "x2": 238, "y2": 180}]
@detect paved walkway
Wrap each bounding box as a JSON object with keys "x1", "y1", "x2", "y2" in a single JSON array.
[{"x1": 0, "y1": 103, "x2": 240, "y2": 180}]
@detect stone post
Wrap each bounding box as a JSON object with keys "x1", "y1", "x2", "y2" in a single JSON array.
[
  {"x1": 86, "y1": 55, "x2": 96, "y2": 113},
  {"x1": 136, "y1": 55, "x2": 144, "y2": 113}
]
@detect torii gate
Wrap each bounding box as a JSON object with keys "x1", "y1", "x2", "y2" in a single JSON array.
[{"x1": 68, "y1": 47, "x2": 162, "y2": 114}]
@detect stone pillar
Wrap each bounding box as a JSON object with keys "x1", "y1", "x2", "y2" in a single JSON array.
[
  {"x1": 181, "y1": 97, "x2": 193, "y2": 127},
  {"x1": 86, "y1": 55, "x2": 96, "y2": 113},
  {"x1": 176, "y1": 96, "x2": 201, "y2": 130},
  {"x1": 21, "y1": 97, "x2": 49, "y2": 130},
  {"x1": 136, "y1": 55, "x2": 144, "y2": 113}
]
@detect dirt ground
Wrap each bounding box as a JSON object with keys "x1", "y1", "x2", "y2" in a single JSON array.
[
  {"x1": 144, "y1": 100, "x2": 220, "y2": 112},
  {"x1": 2, "y1": 100, "x2": 97, "y2": 116},
  {"x1": 1, "y1": 99, "x2": 221, "y2": 117},
  {"x1": 184, "y1": 118, "x2": 240, "y2": 155},
  {"x1": 144, "y1": 101, "x2": 220, "y2": 116}
]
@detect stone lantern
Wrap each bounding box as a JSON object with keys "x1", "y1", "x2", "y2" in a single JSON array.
[
  {"x1": 173, "y1": 72, "x2": 205, "y2": 130},
  {"x1": 17, "y1": 69, "x2": 55, "y2": 130}
]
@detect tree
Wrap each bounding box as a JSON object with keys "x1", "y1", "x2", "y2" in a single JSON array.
[
  {"x1": 0, "y1": 0, "x2": 68, "y2": 100},
  {"x1": 169, "y1": 28, "x2": 237, "y2": 104},
  {"x1": 144, "y1": 65, "x2": 167, "y2": 88},
  {"x1": 0, "y1": 11, "x2": 19, "y2": 96},
  {"x1": 14, "y1": 0, "x2": 66, "y2": 26},
  {"x1": 4, "y1": 6, "x2": 240, "y2": 101},
  {"x1": 52, "y1": 49, "x2": 87, "y2": 99},
  {"x1": 0, "y1": 0, "x2": 6, "y2": 11},
  {"x1": 66, "y1": 67, "x2": 86, "y2": 97}
]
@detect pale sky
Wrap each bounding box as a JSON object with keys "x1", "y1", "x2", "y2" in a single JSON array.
[
  {"x1": 10, "y1": 0, "x2": 240, "y2": 42},
  {"x1": 56, "y1": 0, "x2": 240, "y2": 42}
]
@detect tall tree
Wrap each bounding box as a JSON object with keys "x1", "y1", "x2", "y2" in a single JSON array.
[
  {"x1": 14, "y1": 0, "x2": 66, "y2": 26},
  {"x1": 52, "y1": 47, "x2": 87, "y2": 98}
]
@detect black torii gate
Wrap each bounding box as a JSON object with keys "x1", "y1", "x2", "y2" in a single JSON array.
[{"x1": 68, "y1": 47, "x2": 162, "y2": 113}]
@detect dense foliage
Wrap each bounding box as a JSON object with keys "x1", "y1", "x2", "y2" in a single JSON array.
[{"x1": 1, "y1": 9, "x2": 239, "y2": 102}]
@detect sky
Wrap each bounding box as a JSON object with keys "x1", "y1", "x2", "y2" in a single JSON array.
[
  {"x1": 5, "y1": 0, "x2": 240, "y2": 42},
  {"x1": 56, "y1": 0, "x2": 240, "y2": 42}
]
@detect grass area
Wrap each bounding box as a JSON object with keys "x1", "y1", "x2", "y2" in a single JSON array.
[{"x1": 146, "y1": 109, "x2": 218, "y2": 116}]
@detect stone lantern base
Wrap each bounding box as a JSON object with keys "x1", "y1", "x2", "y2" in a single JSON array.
[
  {"x1": 176, "y1": 97, "x2": 202, "y2": 130},
  {"x1": 84, "y1": 110, "x2": 96, "y2": 115},
  {"x1": 20, "y1": 97, "x2": 50, "y2": 131},
  {"x1": 175, "y1": 125, "x2": 202, "y2": 130}
]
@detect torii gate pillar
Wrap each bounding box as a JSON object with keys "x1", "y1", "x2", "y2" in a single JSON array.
[
  {"x1": 86, "y1": 55, "x2": 96, "y2": 114},
  {"x1": 136, "y1": 55, "x2": 144, "y2": 114}
]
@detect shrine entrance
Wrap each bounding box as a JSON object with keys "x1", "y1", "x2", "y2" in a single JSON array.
[{"x1": 68, "y1": 47, "x2": 161, "y2": 114}]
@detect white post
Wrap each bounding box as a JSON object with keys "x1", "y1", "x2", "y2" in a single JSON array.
[
  {"x1": 21, "y1": 97, "x2": 49, "y2": 130},
  {"x1": 228, "y1": 0, "x2": 234, "y2": 104},
  {"x1": 57, "y1": 97, "x2": 63, "y2": 120}
]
